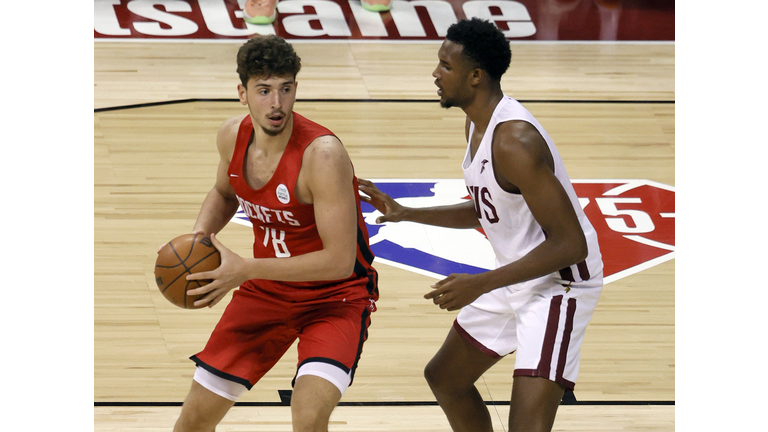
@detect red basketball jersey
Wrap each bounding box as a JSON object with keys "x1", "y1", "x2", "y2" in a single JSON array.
[{"x1": 228, "y1": 113, "x2": 378, "y2": 299}]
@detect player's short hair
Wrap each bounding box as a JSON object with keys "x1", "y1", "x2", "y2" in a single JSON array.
[
  {"x1": 236, "y1": 35, "x2": 302, "y2": 86},
  {"x1": 446, "y1": 18, "x2": 511, "y2": 81}
]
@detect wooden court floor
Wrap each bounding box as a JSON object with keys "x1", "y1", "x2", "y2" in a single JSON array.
[{"x1": 94, "y1": 41, "x2": 674, "y2": 431}]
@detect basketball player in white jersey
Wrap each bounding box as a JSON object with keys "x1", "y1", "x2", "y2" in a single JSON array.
[{"x1": 359, "y1": 18, "x2": 603, "y2": 432}]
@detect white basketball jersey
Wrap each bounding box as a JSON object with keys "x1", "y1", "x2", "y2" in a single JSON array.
[{"x1": 462, "y1": 96, "x2": 603, "y2": 287}]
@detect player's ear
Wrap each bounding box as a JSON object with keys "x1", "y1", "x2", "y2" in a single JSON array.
[
  {"x1": 237, "y1": 83, "x2": 247, "y2": 106},
  {"x1": 470, "y1": 68, "x2": 483, "y2": 86}
]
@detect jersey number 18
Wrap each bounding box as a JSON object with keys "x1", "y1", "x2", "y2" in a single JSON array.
[{"x1": 260, "y1": 227, "x2": 291, "y2": 257}]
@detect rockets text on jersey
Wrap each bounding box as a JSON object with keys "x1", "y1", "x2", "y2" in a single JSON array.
[{"x1": 235, "y1": 195, "x2": 300, "y2": 227}]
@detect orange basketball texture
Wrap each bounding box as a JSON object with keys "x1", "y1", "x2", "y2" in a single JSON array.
[{"x1": 154, "y1": 233, "x2": 221, "y2": 309}]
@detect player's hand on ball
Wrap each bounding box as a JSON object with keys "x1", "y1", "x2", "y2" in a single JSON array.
[
  {"x1": 424, "y1": 273, "x2": 486, "y2": 311},
  {"x1": 358, "y1": 178, "x2": 406, "y2": 223},
  {"x1": 186, "y1": 233, "x2": 248, "y2": 308}
]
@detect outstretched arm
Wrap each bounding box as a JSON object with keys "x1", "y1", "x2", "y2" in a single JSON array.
[
  {"x1": 358, "y1": 178, "x2": 480, "y2": 229},
  {"x1": 356, "y1": 115, "x2": 478, "y2": 229}
]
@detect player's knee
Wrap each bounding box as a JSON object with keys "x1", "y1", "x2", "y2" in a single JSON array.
[
  {"x1": 423, "y1": 358, "x2": 453, "y2": 393},
  {"x1": 290, "y1": 381, "x2": 337, "y2": 432},
  {"x1": 174, "y1": 380, "x2": 233, "y2": 432},
  {"x1": 423, "y1": 360, "x2": 438, "y2": 387}
]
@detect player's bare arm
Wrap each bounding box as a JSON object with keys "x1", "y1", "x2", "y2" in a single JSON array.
[
  {"x1": 358, "y1": 179, "x2": 480, "y2": 228},
  {"x1": 357, "y1": 115, "x2": 477, "y2": 229},
  {"x1": 285, "y1": 134, "x2": 359, "y2": 280},
  {"x1": 187, "y1": 135, "x2": 359, "y2": 306},
  {"x1": 191, "y1": 114, "x2": 244, "y2": 236},
  {"x1": 426, "y1": 120, "x2": 588, "y2": 310}
]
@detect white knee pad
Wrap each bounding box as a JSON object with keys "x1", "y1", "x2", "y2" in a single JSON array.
[
  {"x1": 193, "y1": 367, "x2": 248, "y2": 401},
  {"x1": 295, "y1": 362, "x2": 352, "y2": 396}
]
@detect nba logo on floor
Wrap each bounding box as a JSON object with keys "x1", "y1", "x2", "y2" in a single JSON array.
[{"x1": 232, "y1": 179, "x2": 675, "y2": 284}]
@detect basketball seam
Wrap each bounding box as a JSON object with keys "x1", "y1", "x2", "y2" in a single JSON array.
[{"x1": 165, "y1": 236, "x2": 214, "y2": 282}]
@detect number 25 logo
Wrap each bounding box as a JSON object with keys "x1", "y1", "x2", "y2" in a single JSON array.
[{"x1": 595, "y1": 197, "x2": 655, "y2": 234}]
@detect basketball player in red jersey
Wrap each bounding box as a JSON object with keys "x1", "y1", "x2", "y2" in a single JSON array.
[
  {"x1": 171, "y1": 35, "x2": 379, "y2": 432},
  {"x1": 359, "y1": 18, "x2": 602, "y2": 432}
]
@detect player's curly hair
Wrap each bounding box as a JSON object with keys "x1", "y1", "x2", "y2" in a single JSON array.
[
  {"x1": 236, "y1": 35, "x2": 302, "y2": 86},
  {"x1": 446, "y1": 18, "x2": 511, "y2": 81}
]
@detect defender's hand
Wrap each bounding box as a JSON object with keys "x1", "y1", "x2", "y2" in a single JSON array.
[
  {"x1": 424, "y1": 274, "x2": 486, "y2": 311},
  {"x1": 358, "y1": 178, "x2": 407, "y2": 223}
]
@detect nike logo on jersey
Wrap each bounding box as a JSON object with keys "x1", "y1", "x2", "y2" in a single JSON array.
[{"x1": 230, "y1": 174, "x2": 239, "y2": 177}]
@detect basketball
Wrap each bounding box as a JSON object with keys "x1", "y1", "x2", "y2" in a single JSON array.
[{"x1": 154, "y1": 233, "x2": 221, "y2": 309}]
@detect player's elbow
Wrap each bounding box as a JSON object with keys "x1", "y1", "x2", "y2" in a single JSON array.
[
  {"x1": 569, "y1": 232, "x2": 589, "y2": 264},
  {"x1": 328, "y1": 263, "x2": 355, "y2": 281},
  {"x1": 326, "y1": 250, "x2": 357, "y2": 280},
  {"x1": 551, "y1": 227, "x2": 588, "y2": 266}
]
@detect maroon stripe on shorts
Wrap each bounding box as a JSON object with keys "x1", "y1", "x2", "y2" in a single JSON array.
[
  {"x1": 513, "y1": 368, "x2": 573, "y2": 391},
  {"x1": 558, "y1": 377, "x2": 576, "y2": 391},
  {"x1": 537, "y1": 295, "x2": 563, "y2": 378},
  {"x1": 512, "y1": 368, "x2": 575, "y2": 390},
  {"x1": 453, "y1": 320, "x2": 502, "y2": 359},
  {"x1": 555, "y1": 298, "x2": 577, "y2": 385},
  {"x1": 514, "y1": 369, "x2": 538, "y2": 378},
  {"x1": 577, "y1": 260, "x2": 591, "y2": 281}
]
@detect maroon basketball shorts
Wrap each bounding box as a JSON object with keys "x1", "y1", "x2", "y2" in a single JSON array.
[{"x1": 191, "y1": 281, "x2": 376, "y2": 396}]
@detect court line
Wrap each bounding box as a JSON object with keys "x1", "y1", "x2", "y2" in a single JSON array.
[
  {"x1": 94, "y1": 400, "x2": 675, "y2": 407},
  {"x1": 94, "y1": 98, "x2": 675, "y2": 113}
]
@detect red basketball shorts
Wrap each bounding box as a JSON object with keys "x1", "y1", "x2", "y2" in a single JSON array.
[{"x1": 191, "y1": 281, "x2": 377, "y2": 391}]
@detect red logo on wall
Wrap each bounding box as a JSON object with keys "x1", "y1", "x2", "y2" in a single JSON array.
[{"x1": 94, "y1": 0, "x2": 674, "y2": 41}]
